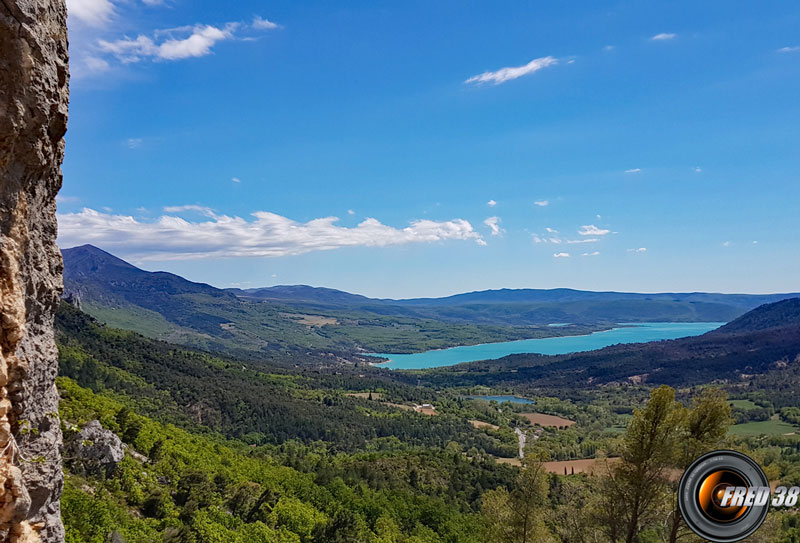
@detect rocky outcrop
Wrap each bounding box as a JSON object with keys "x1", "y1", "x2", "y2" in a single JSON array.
[
  {"x1": 1, "y1": 1, "x2": 69, "y2": 542},
  {"x1": 65, "y1": 421, "x2": 124, "y2": 476}
]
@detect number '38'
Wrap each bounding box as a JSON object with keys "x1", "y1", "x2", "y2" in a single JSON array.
[{"x1": 772, "y1": 486, "x2": 800, "y2": 507}]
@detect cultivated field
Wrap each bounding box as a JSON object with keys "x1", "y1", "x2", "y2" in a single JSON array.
[
  {"x1": 470, "y1": 420, "x2": 500, "y2": 430},
  {"x1": 520, "y1": 412, "x2": 575, "y2": 428},
  {"x1": 728, "y1": 418, "x2": 799, "y2": 437}
]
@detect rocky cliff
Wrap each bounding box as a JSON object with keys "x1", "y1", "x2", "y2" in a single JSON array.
[{"x1": 0, "y1": 0, "x2": 68, "y2": 541}]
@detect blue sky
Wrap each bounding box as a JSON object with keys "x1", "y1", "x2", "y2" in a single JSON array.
[{"x1": 59, "y1": 0, "x2": 800, "y2": 298}]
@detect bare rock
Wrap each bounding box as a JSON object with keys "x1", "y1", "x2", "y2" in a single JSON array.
[
  {"x1": 65, "y1": 421, "x2": 125, "y2": 476},
  {"x1": 1, "y1": 0, "x2": 69, "y2": 541}
]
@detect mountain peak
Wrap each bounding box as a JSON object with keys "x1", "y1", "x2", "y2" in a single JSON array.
[{"x1": 62, "y1": 244, "x2": 139, "y2": 278}]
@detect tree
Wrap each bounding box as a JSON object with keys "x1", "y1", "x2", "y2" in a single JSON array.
[
  {"x1": 589, "y1": 468, "x2": 629, "y2": 543},
  {"x1": 482, "y1": 453, "x2": 554, "y2": 543},
  {"x1": 269, "y1": 497, "x2": 326, "y2": 542},
  {"x1": 312, "y1": 510, "x2": 366, "y2": 543},
  {"x1": 550, "y1": 478, "x2": 592, "y2": 543},
  {"x1": 597, "y1": 386, "x2": 686, "y2": 543},
  {"x1": 372, "y1": 516, "x2": 403, "y2": 543},
  {"x1": 665, "y1": 388, "x2": 731, "y2": 543}
]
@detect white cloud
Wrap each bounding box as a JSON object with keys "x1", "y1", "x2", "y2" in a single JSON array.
[
  {"x1": 484, "y1": 216, "x2": 503, "y2": 236},
  {"x1": 232, "y1": 177, "x2": 241, "y2": 183},
  {"x1": 57, "y1": 195, "x2": 81, "y2": 204},
  {"x1": 67, "y1": 0, "x2": 114, "y2": 27},
  {"x1": 465, "y1": 56, "x2": 558, "y2": 85},
  {"x1": 722, "y1": 241, "x2": 732, "y2": 247},
  {"x1": 534, "y1": 200, "x2": 549, "y2": 207},
  {"x1": 752, "y1": 240, "x2": 758, "y2": 245},
  {"x1": 694, "y1": 166, "x2": 702, "y2": 173},
  {"x1": 98, "y1": 35, "x2": 157, "y2": 63},
  {"x1": 252, "y1": 16, "x2": 279, "y2": 30},
  {"x1": 582, "y1": 251, "x2": 600, "y2": 257},
  {"x1": 160, "y1": 25, "x2": 234, "y2": 59},
  {"x1": 778, "y1": 46, "x2": 800, "y2": 53},
  {"x1": 487, "y1": 199, "x2": 497, "y2": 207},
  {"x1": 532, "y1": 233, "x2": 561, "y2": 245},
  {"x1": 84, "y1": 56, "x2": 111, "y2": 72},
  {"x1": 162, "y1": 205, "x2": 217, "y2": 217},
  {"x1": 57, "y1": 208, "x2": 485, "y2": 260},
  {"x1": 553, "y1": 252, "x2": 570, "y2": 258},
  {"x1": 578, "y1": 224, "x2": 610, "y2": 236},
  {"x1": 536, "y1": 225, "x2": 609, "y2": 244},
  {"x1": 476, "y1": 239, "x2": 488, "y2": 246},
  {"x1": 624, "y1": 168, "x2": 642, "y2": 174},
  {"x1": 97, "y1": 18, "x2": 271, "y2": 63},
  {"x1": 125, "y1": 138, "x2": 143, "y2": 149},
  {"x1": 347, "y1": 209, "x2": 355, "y2": 215},
  {"x1": 651, "y1": 33, "x2": 676, "y2": 41},
  {"x1": 603, "y1": 45, "x2": 615, "y2": 52},
  {"x1": 627, "y1": 247, "x2": 647, "y2": 253}
]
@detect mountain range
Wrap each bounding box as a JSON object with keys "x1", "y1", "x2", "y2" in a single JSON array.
[{"x1": 62, "y1": 244, "x2": 799, "y2": 357}]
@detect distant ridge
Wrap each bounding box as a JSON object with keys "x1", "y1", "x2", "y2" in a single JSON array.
[
  {"x1": 392, "y1": 287, "x2": 799, "y2": 307},
  {"x1": 231, "y1": 284, "x2": 372, "y2": 305},
  {"x1": 232, "y1": 284, "x2": 800, "y2": 308},
  {"x1": 64, "y1": 245, "x2": 799, "y2": 310},
  {"x1": 60, "y1": 244, "x2": 800, "y2": 354}
]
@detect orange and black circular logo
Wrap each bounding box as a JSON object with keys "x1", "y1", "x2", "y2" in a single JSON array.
[{"x1": 678, "y1": 450, "x2": 770, "y2": 542}]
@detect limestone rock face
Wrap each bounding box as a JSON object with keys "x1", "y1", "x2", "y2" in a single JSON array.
[
  {"x1": 65, "y1": 421, "x2": 125, "y2": 475},
  {"x1": 0, "y1": 0, "x2": 69, "y2": 542}
]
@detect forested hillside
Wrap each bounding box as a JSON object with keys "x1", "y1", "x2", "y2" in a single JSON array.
[
  {"x1": 55, "y1": 299, "x2": 800, "y2": 542},
  {"x1": 56, "y1": 302, "x2": 522, "y2": 541},
  {"x1": 59, "y1": 378, "x2": 502, "y2": 542},
  {"x1": 56, "y1": 302, "x2": 517, "y2": 456}
]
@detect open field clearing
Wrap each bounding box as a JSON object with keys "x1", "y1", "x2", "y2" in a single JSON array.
[
  {"x1": 289, "y1": 314, "x2": 339, "y2": 326},
  {"x1": 470, "y1": 420, "x2": 500, "y2": 430},
  {"x1": 520, "y1": 412, "x2": 575, "y2": 428},
  {"x1": 728, "y1": 418, "x2": 800, "y2": 437}
]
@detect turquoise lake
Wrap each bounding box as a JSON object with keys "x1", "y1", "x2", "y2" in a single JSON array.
[
  {"x1": 467, "y1": 395, "x2": 535, "y2": 404},
  {"x1": 368, "y1": 322, "x2": 724, "y2": 370}
]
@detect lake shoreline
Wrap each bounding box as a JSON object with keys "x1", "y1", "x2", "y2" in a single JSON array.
[
  {"x1": 367, "y1": 324, "x2": 622, "y2": 363},
  {"x1": 367, "y1": 322, "x2": 725, "y2": 370}
]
